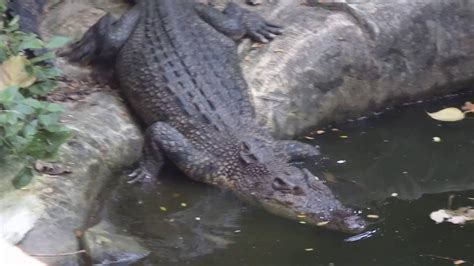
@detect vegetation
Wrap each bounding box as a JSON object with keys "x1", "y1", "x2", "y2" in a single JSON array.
[{"x1": 0, "y1": 2, "x2": 71, "y2": 188}]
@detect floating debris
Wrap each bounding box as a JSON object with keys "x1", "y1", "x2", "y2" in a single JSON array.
[
  {"x1": 316, "y1": 130, "x2": 325, "y2": 134},
  {"x1": 304, "y1": 136, "x2": 315, "y2": 140},
  {"x1": 340, "y1": 135, "x2": 349, "y2": 139},
  {"x1": 195, "y1": 217, "x2": 201, "y2": 221},
  {"x1": 317, "y1": 221, "x2": 329, "y2": 227},
  {"x1": 304, "y1": 248, "x2": 314, "y2": 252},
  {"x1": 336, "y1": 160, "x2": 347, "y2": 164},
  {"x1": 180, "y1": 203, "x2": 187, "y2": 207},
  {"x1": 461, "y1": 101, "x2": 474, "y2": 113},
  {"x1": 299, "y1": 221, "x2": 307, "y2": 224},
  {"x1": 430, "y1": 207, "x2": 474, "y2": 225},
  {"x1": 427, "y1": 108, "x2": 465, "y2": 122},
  {"x1": 391, "y1": 193, "x2": 399, "y2": 197},
  {"x1": 160, "y1": 206, "x2": 167, "y2": 212},
  {"x1": 367, "y1": 214, "x2": 380, "y2": 219},
  {"x1": 432, "y1": 136, "x2": 442, "y2": 142}
]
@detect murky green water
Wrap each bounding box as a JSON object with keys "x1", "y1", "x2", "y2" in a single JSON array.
[{"x1": 107, "y1": 91, "x2": 474, "y2": 266}]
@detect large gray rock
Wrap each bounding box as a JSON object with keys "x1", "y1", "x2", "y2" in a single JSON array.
[
  {"x1": 238, "y1": 0, "x2": 474, "y2": 136},
  {"x1": 0, "y1": 92, "x2": 143, "y2": 265},
  {"x1": 82, "y1": 221, "x2": 150, "y2": 264},
  {"x1": 42, "y1": 0, "x2": 474, "y2": 137}
]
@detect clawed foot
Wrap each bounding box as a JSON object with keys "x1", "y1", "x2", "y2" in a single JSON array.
[
  {"x1": 127, "y1": 168, "x2": 152, "y2": 184},
  {"x1": 243, "y1": 13, "x2": 283, "y2": 43},
  {"x1": 126, "y1": 160, "x2": 159, "y2": 184}
]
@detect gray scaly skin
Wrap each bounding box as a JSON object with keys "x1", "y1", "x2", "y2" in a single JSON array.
[
  {"x1": 64, "y1": 0, "x2": 367, "y2": 234},
  {"x1": 7, "y1": 0, "x2": 47, "y2": 36}
]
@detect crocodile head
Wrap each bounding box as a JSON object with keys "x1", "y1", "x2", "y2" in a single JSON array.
[{"x1": 229, "y1": 149, "x2": 367, "y2": 234}]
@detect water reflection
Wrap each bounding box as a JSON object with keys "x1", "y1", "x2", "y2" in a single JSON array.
[
  {"x1": 306, "y1": 93, "x2": 474, "y2": 206},
  {"x1": 106, "y1": 170, "x2": 246, "y2": 263}
]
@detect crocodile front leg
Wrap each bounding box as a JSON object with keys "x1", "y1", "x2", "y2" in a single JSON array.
[
  {"x1": 62, "y1": 3, "x2": 141, "y2": 65},
  {"x1": 132, "y1": 122, "x2": 219, "y2": 184},
  {"x1": 274, "y1": 140, "x2": 320, "y2": 162},
  {"x1": 194, "y1": 2, "x2": 283, "y2": 43}
]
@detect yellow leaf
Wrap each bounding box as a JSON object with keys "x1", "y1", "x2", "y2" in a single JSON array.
[
  {"x1": 0, "y1": 55, "x2": 36, "y2": 90},
  {"x1": 427, "y1": 108, "x2": 465, "y2": 122}
]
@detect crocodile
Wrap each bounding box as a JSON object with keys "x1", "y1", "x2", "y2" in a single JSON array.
[
  {"x1": 7, "y1": 0, "x2": 47, "y2": 36},
  {"x1": 62, "y1": 0, "x2": 367, "y2": 233}
]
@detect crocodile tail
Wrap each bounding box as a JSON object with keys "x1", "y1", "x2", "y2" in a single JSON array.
[{"x1": 7, "y1": 0, "x2": 47, "y2": 36}]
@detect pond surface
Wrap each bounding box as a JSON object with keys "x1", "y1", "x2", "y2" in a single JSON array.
[{"x1": 106, "y1": 91, "x2": 474, "y2": 266}]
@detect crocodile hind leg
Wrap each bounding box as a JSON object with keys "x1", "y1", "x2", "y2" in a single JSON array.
[
  {"x1": 131, "y1": 122, "x2": 219, "y2": 184},
  {"x1": 194, "y1": 2, "x2": 283, "y2": 43},
  {"x1": 61, "y1": 3, "x2": 141, "y2": 65},
  {"x1": 273, "y1": 140, "x2": 320, "y2": 162}
]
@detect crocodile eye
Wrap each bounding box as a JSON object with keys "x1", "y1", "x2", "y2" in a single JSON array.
[{"x1": 272, "y1": 178, "x2": 292, "y2": 192}]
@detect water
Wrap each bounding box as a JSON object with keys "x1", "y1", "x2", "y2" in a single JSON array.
[{"x1": 106, "y1": 91, "x2": 474, "y2": 266}]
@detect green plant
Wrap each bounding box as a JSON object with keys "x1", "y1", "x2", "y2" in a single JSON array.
[{"x1": 0, "y1": 8, "x2": 71, "y2": 188}]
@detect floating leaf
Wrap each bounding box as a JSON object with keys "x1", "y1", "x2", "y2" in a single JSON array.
[
  {"x1": 430, "y1": 207, "x2": 474, "y2": 225},
  {"x1": 432, "y1": 136, "x2": 442, "y2": 143},
  {"x1": 427, "y1": 108, "x2": 465, "y2": 122},
  {"x1": 0, "y1": 55, "x2": 37, "y2": 90}
]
